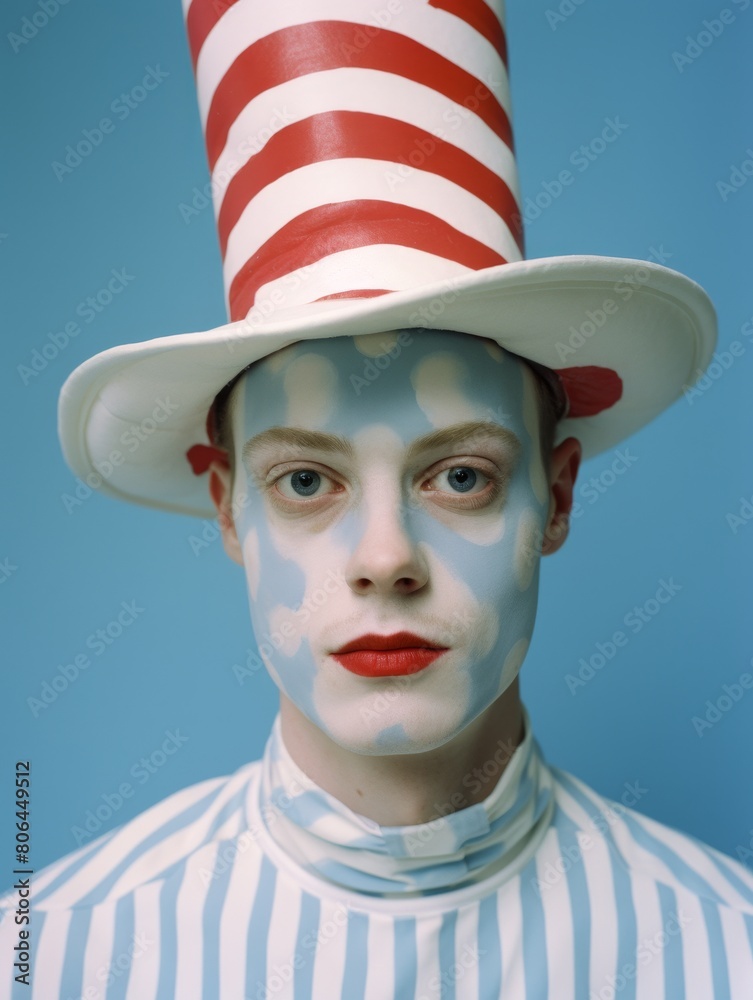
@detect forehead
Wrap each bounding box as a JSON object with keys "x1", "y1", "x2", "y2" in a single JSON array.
[{"x1": 229, "y1": 328, "x2": 534, "y2": 446}]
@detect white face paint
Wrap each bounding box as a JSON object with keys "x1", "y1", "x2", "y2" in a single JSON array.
[{"x1": 229, "y1": 329, "x2": 550, "y2": 755}]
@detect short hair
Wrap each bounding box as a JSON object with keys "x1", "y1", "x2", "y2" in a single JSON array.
[{"x1": 209, "y1": 341, "x2": 566, "y2": 482}]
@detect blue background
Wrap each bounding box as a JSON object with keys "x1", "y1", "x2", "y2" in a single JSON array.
[{"x1": 1, "y1": 0, "x2": 751, "y2": 876}]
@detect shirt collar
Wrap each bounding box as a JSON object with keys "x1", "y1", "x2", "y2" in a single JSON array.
[{"x1": 254, "y1": 703, "x2": 555, "y2": 897}]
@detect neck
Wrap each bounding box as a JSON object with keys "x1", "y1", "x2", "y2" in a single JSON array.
[{"x1": 278, "y1": 679, "x2": 524, "y2": 826}]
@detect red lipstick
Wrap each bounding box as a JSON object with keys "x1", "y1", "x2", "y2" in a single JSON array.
[{"x1": 331, "y1": 632, "x2": 449, "y2": 677}]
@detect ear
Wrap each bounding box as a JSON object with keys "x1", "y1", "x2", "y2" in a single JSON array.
[
  {"x1": 541, "y1": 436, "x2": 581, "y2": 556},
  {"x1": 207, "y1": 458, "x2": 244, "y2": 566}
]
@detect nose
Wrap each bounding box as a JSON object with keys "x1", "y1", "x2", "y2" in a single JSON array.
[{"x1": 345, "y1": 484, "x2": 429, "y2": 597}]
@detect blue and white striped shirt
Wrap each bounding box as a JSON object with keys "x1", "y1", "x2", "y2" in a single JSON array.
[{"x1": 2, "y1": 705, "x2": 752, "y2": 998}]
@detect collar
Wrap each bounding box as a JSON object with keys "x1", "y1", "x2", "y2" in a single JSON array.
[{"x1": 255, "y1": 704, "x2": 555, "y2": 897}]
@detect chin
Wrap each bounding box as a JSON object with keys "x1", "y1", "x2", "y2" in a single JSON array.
[{"x1": 310, "y1": 674, "x2": 481, "y2": 756}]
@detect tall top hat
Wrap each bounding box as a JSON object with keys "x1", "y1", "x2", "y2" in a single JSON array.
[{"x1": 57, "y1": 0, "x2": 716, "y2": 518}]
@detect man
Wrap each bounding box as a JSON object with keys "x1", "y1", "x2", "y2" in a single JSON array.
[
  {"x1": 2, "y1": 0, "x2": 751, "y2": 997},
  {"x1": 204, "y1": 328, "x2": 578, "y2": 809},
  {"x1": 4, "y1": 332, "x2": 753, "y2": 997}
]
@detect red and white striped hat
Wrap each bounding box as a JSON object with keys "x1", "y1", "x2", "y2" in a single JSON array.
[{"x1": 58, "y1": 0, "x2": 716, "y2": 517}]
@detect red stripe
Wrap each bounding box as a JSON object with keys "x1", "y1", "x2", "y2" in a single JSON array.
[
  {"x1": 185, "y1": 0, "x2": 241, "y2": 72},
  {"x1": 228, "y1": 200, "x2": 507, "y2": 321},
  {"x1": 217, "y1": 111, "x2": 523, "y2": 258},
  {"x1": 206, "y1": 22, "x2": 512, "y2": 172},
  {"x1": 187, "y1": 1, "x2": 508, "y2": 75},
  {"x1": 315, "y1": 289, "x2": 391, "y2": 301},
  {"x1": 428, "y1": 0, "x2": 507, "y2": 66}
]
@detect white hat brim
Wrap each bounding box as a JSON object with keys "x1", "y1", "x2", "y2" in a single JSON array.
[{"x1": 57, "y1": 254, "x2": 716, "y2": 518}]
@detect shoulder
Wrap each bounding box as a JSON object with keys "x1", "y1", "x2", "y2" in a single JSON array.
[
  {"x1": 546, "y1": 762, "x2": 753, "y2": 916},
  {"x1": 0, "y1": 758, "x2": 263, "y2": 915}
]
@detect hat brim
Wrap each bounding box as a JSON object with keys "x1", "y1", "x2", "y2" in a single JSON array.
[{"x1": 57, "y1": 254, "x2": 716, "y2": 518}]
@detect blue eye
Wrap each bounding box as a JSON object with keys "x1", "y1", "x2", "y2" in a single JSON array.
[
  {"x1": 445, "y1": 467, "x2": 479, "y2": 493},
  {"x1": 272, "y1": 467, "x2": 343, "y2": 503},
  {"x1": 289, "y1": 470, "x2": 322, "y2": 496}
]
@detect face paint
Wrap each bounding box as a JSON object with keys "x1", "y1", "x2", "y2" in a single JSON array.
[{"x1": 229, "y1": 329, "x2": 550, "y2": 755}]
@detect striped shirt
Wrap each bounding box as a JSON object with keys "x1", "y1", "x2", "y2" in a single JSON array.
[{"x1": 2, "y1": 705, "x2": 752, "y2": 999}]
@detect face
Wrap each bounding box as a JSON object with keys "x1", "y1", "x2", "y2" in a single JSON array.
[{"x1": 226, "y1": 329, "x2": 552, "y2": 755}]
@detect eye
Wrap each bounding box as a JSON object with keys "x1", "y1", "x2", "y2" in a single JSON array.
[
  {"x1": 428, "y1": 465, "x2": 500, "y2": 506},
  {"x1": 434, "y1": 465, "x2": 486, "y2": 493},
  {"x1": 275, "y1": 468, "x2": 337, "y2": 500}
]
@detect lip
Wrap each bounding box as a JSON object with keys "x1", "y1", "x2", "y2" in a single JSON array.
[{"x1": 331, "y1": 632, "x2": 449, "y2": 677}]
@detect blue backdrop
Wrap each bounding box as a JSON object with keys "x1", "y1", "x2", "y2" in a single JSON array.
[{"x1": 1, "y1": 0, "x2": 751, "y2": 876}]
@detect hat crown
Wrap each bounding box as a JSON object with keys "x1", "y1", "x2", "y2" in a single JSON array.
[
  {"x1": 183, "y1": 0, "x2": 523, "y2": 322},
  {"x1": 54, "y1": 0, "x2": 716, "y2": 518}
]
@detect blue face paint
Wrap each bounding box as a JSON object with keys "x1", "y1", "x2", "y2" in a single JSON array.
[{"x1": 229, "y1": 329, "x2": 550, "y2": 755}]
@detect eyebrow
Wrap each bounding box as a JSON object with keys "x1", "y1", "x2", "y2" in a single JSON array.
[{"x1": 242, "y1": 420, "x2": 521, "y2": 470}]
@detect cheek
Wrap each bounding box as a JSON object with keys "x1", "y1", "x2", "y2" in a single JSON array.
[
  {"x1": 514, "y1": 507, "x2": 543, "y2": 592},
  {"x1": 240, "y1": 496, "x2": 352, "y2": 640},
  {"x1": 241, "y1": 526, "x2": 261, "y2": 600},
  {"x1": 424, "y1": 476, "x2": 545, "y2": 604}
]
